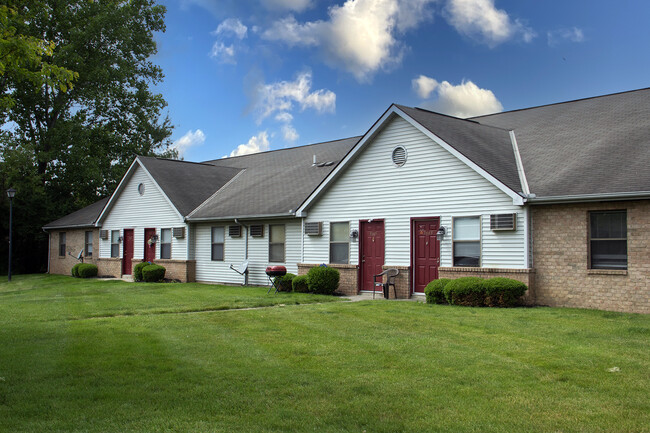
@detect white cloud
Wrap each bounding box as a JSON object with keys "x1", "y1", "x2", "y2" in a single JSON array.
[
  {"x1": 261, "y1": 0, "x2": 313, "y2": 12},
  {"x1": 263, "y1": 0, "x2": 436, "y2": 81},
  {"x1": 415, "y1": 77, "x2": 503, "y2": 118},
  {"x1": 173, "y1": 129, "x2": 206, "y2": 158},
  {"x1": 252, "y1": 71, "x2": 336, "y2": 123},
  {"x1": 547, "y1": 27, "x2": 584, "y2": 46},
  {"x1": 209, "y1": 18, "x2": 248, "y2": 63},
  {"x1": 213, "y1": 18, "x2": 248, "y2": 39},
  {"x1": 444, "y1": 0, "x2": 535, "y2": 47},
  {"x1": 275, "y1": 112, "x2": 294, "y2": 123},
  {"x1": 229, "y1": 131, "x2": 270, "y2": 157},
  {"x1": 210, "y1": 42, "x2": 236, "y2": 63},
  {"x1": 282, "y1": 124, "x2": 299, "y2": 142},
  {"x1": 412, "y1": 75, "x2": 439, "y2": 99}
]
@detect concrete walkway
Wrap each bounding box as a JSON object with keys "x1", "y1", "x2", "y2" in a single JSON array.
[{"x1": 342, "y1": 292, "x2": 425, "y2": 302}]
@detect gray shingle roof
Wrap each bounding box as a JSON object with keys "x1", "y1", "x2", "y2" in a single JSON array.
[
  {"x1": 395, "y1": 105, "x2": 523, "y2": 194},
  {"x1": 472, "y1": 88, "x2": 650, "y2": 198},
  {"x1": 137, "y1": 157, "x2": 242, "y2": 217},
  {"x1": 43, "y1": 197, "x2": 109, "y2": 229},
  {"x1": 188, "y1": 137, "x2": 360, "y2": 220}
]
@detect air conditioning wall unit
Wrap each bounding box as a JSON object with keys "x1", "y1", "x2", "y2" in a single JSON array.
[
  {"x1": 305, "y1": 222, "x2": 322, "y2": 236},
  {"x1": 229, "y1": 225, "x2": 241, "y2": 237},
  {"x1": 250, "y1": 224, "x2": 264, "y2": 237},
  {"x1": 490, "y1": 213, "x2": 517, "y2": 231},
  {"x1": 100, "y1": 230, "x2": 109, "y2": 240},
  {"x1": 172, "y1": 227, "x2": 185, "y2": 238}
]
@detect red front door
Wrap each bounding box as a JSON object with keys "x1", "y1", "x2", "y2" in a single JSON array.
[
  {"x1": 144, "y1": 228, "x2": 156, "y2": 262},
  {"x1": 360, "y1": 220, "x2": 385, "y2": 292},
  {"x1": 412, "y1": 218, "x2": 440, "y2": 294},
  {"x1": 122, "y1": 229, "x2": 134, "y2": 275}
]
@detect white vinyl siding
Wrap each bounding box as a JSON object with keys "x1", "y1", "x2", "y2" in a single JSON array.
[
  {"x1": 194, "y1": 219, "x2": 301, "y2": 285},
  {"x1": 99, "y1": 165, "x2": 188, "y2": 260},
  {"x1": 303, "y1": 116, "x2": 526, "y2": 269}
]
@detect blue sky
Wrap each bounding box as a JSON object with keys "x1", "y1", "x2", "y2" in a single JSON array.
[{"x1": 153, "y1": 0, "x2": 650, "y2": 161}]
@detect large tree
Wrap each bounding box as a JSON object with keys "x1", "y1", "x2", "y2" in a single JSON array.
[{"x1": 1, "y1": 0, "x2": 175, "y2": 273}]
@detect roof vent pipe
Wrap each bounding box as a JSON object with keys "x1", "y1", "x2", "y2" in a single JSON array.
[{"x1": 312, "y1": 155, "x2": 317, "y2": 166}]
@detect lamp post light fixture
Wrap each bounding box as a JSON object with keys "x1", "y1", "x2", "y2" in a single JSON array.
[{"x1": 6, "y1": 188, "x2": 16, "y2": 282}]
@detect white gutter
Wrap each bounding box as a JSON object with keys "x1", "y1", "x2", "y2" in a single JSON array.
[
  {"x1": 528, "y1": 191, "x2": 650, "y2": 204},
  {"x1": 186, "y1": 212, "x2": 299, "y2": 222}
]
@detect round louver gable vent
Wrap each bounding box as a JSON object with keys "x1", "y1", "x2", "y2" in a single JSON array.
[{"x1": 392, "y1": 146, "x2": 407, "y2": 167}]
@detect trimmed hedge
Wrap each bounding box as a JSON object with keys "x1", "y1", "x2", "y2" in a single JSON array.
[
  {"x1": 71, "y1": 263, "x2": 82, "y2": 277},
  {"x1": 77, "y1": 263, "x2": 98, "y2": 278},
  {"x1": 424, "y1": 278, "x2": 451, "y2": 304},
  {"x1": 133, "y1": 262, "x2": 151, "y2": 282},
  {"x1": 292, "y1": 275, "x2": 310, "y2": 293},
  {"x1": 430, "y1": 276, "x2": 528, "y2": 307},
  {"x1": 142, "y1": 264, "x2": 166, "y2": 282},
  {"x1": 483, "y1": 277, "x2": 528, "y2": 307},
  {"x1": 307, "y1": 266, "x2": 340, "y2": 295},
  {"x1": 274, "y1": 273, "x2": 296, "y2": 292},
  {"x1": 443, "y1": 277, "x2": 484, "y2": 306}
]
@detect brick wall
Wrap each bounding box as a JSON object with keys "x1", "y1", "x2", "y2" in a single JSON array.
[
  {"x1": 438, "y1": 267, "x2": 536, "y2": 304},
  {"x1": 153, "y1": 259, "x2": 196, "y2": 282},
  {"x1": 532, "y1": 200, "x2": 649, "y2": 314},
  {"x1": 49, "y1": 229, "x2": 100, "y2": 275},
  {"x1": 380, "y1": 265, "x2": 410, "y2": 299},
  {"x1": 298, "y1": 263, "x2": 359, "y2": 295},
  {"x1": 97, "y1": 258, "x2": 121, "y2": 277}
]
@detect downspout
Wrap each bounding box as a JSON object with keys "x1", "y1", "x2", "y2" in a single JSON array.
[{"x1": 234, "y1": 218, "x2": 249, "y2": 286}]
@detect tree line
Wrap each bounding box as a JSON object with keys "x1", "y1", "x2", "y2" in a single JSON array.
[{"x1": 1, "y1": 0, "x2": 176, "y2": 274}]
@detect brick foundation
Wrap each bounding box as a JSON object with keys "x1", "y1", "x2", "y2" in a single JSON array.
[
  {"x1": 49, "y1": 229, "x2": 100, "y2": 276},
  {"x1": 298, "y1": 263, "x2": 359, "y2": 295},
  {"x1": 381, "y1": 265, "x2": 411, "y2": 299},
  {"x1": 532, "y1": 200, "x2": 649, "y2": 314},
  {"x1": 152, "y1": 259, "x2": 196, "y2": 282},
  {"x1": 438, "y1": 267, "x2": 536, "y2": 304},
  {"x1": 96, "y1": 258, "x2": 121, "y2": 277}
]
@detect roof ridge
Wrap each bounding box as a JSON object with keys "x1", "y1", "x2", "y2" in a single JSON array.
[
  {"x1": 202, "y1": 136, "x2": 363, "y2": 163},
  {"x1": 186, "y1": 168, "x2": 247, "y2": 218},
  {"x1": 138, "y1": 155, "x2": 217, "y2": 167},
  {"x1": 470, "y1": 87, "x2": 650, "y2": 119},
  {"x1": 395, "y1": 104, "x2": 513, "y2": 133}
]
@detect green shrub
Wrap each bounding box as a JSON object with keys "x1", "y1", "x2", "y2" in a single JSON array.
[
  {"x1": 292, "y1": 275, "x2": 310, "y2": 293},
  {"x1": 307, "y1": 266, "x2": 340, "y2": 295},
  {"x1": 133, "y1": 262, "x2": 150, "y2": 282},
  {"x1": 482, "y1": 277, "x2": 528, "y2": 307},
  {"x1": 443, "y1": 277, "x2": 485, "y2": 306},
  {"x1": 71, "y1": 263, "x2": 82, "y2": 277},
  {"x1": 142, "y1": 264, "x2": 166, "y2": 282},
  {"x1": 425, "y1": 278, "x2": 451, "y2": 304},
  {"x1": 274, "y1": 273, "x2": 296, "y2": 292},
  {"x1": 77, "y1": 263, "x2": 98, "y2": 278}
]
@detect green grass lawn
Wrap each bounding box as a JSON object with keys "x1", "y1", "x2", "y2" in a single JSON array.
[{"x1": 0, "y1": 275, "x2": 648, "y2": 432}]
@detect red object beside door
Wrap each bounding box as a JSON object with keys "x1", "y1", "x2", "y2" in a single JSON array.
[
  {"x1": 144, "y1": 228, "x2": 156, "y2": 263},
  {"x1": 122, "y1": 229, "x2": 134, "y2": 275},
  {"x1": 360, "y1": 220, "x2": 385, "y2": 292},
  {"x1": 412, "y1": 218, "x2": 440, "y2": 294}
]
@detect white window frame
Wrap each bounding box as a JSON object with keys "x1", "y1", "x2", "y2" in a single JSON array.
[
  {"x1": 452, "y1": 216, "x2": 481, "y2": 267},
  {"x1": 329, "y1": 222, "x2": 350, "y2": 264},
  {"x1": 160, "y1": 228, "x2": 172, "y2": 259},
  {"x1": 269, "y1": 224, "x2": 285, "y2": 263},
  {"x1": 211, "y1": 227, "x2": 225, "y2": 261}
]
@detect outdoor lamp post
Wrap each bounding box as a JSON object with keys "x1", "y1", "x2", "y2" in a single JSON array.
[{"x1": 7, "y1": 188, "x2": 16, "y2": 282}]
